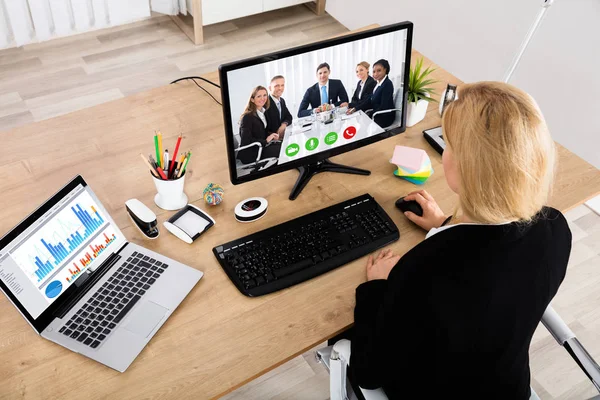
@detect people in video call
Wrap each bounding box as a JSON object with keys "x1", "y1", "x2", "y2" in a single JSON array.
[
  {"x1": 238, "y1": 86, "x2": 281, "y2": 165},
  {"x1": 297, "y1": 62, "x2": 349, "y2": 117},
  {"x1": 348, "y1": 61, "x2": 377, "y2": 112},
  {"x1": 348, "y1": 59, "x2": 395, "y2": 128},
  {"x1": 265, "y1": 75, "x2": 293, "y2": 139}
]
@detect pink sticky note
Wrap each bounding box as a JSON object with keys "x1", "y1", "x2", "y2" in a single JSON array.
[{"x1": 390, "y1": 146, "x2": 427, "y2": 172}]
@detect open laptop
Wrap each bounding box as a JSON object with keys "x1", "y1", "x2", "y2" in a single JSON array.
[{"x1": 0, "y1": 175, "x2": 203, "y2": 372}]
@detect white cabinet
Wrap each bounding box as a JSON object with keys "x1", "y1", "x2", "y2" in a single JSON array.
[
  {"x1": 263, "y1": 0, "x2": 308, "y2": 12},
  {"x1": 201, "y1": 0, "x2": 263, "y2": 25},
  {"x1": 177, "y1": 0, "x2": 324, "y2": 45}
]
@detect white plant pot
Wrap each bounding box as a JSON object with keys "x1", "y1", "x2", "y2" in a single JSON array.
[{"x1": 406, "y1": 97, "x2": 429, "y2": 127}]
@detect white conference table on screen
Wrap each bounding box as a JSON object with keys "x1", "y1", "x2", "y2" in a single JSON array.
[{"x1": 277, "y1": 109, "x2": 385, "y2": 164}]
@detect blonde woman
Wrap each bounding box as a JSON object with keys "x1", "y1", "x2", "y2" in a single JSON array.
[
  {"x1": 347, "y1": 61, "x2": 376, "y2": 114},
  {"x1": 349, "y1": 82, "x2": 571, "y2": 399},
  {"x1": 238, "y1": 86, "x2": 280, "y2": 164}
]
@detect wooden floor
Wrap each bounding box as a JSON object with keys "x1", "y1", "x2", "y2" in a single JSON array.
[{"x1": 1, "y1": 8, "x2": 599, "y2": 400}]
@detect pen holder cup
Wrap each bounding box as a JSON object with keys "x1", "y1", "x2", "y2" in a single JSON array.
[{"x1": 151, "y1": 173, "x2": 188, "y2": 211}]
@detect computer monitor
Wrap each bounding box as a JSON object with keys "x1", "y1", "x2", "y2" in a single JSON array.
[{"x1": 219, "y1": 22, "x2": 413, "y2": 200}]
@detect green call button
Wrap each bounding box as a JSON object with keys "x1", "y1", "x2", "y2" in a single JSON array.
[
  {"x1": 305, "y1": 137, "x2": 319, "y2": 151},
  {"x1": 286, "y1": 143, "x2": 300, "y2": 157},
  {"x1": 324, "y1": 132, "x2": 338, "y2": 145}
]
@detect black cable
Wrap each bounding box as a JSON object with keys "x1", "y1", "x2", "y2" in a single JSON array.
[
  {"x1": 171, "y1": 76, "x2": 220, "y2": 88},
  {"x1": 171, "y1": 76, "x2": 222, "y2": 106}
]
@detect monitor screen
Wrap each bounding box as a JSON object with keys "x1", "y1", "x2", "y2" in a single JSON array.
[
  {"x1": 219, "y1": 22, "x2": 413, "y2": 194},
  {"x1": 0, "y1": 181, "x2": 126, "y2": 320}
]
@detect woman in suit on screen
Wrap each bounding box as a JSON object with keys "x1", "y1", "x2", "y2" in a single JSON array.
[
  {"x1": 348, "y1": 82, "x2": 572, "y2": 399},
  {"x1": 238, "y1": 86, "x2": 281, "y2": 164},
  {"x1": 347, "y1": 61, "x2": 376, "y2": 114},
  {"x1": 348, "y1": 59, "x2": 395, "y2": 128}
]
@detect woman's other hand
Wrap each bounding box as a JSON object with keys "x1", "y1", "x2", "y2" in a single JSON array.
[
  {"x1": 403, "y1": 190, "x2": 447, "y2": 231},
  {"x1": 266, "y1": 133, "x2": 280, "y2": 143},
  {"x1": 366, "y1": 249, "x2": 400, "y2": 281}
]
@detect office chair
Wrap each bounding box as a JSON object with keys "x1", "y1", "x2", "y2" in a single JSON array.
[
  {"x1": 232, "y1": 132, "x2": 278, "y2": 177},
  {"x1": 371, "y1": 75, "x2": 404, "y2": 129},
  {"x1": 316, "y1": 305, "x2": 600, "y2": 400}
]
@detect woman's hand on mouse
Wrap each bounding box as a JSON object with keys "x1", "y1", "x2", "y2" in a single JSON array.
[
  {"x1": 366, "y1": 248, "x2": 400, "y2": 281},
  {"x1": 403, "y1": 190, "x2": 447, "y2": 231}
]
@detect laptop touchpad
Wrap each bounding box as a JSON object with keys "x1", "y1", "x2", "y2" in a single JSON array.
[{"x1": 123, "y1": 301, "x2": 169, "y2": 338}]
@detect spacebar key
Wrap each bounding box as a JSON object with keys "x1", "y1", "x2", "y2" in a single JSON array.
[
  {"x1": 273, "y1": 258, "x2": 313, "y2": 278},
  {"x1": 113, "y1": 295, "x2": 141, "y2": 323}
]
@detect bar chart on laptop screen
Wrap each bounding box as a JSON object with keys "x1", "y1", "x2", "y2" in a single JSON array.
[{"x1": 10, "y1": 190, "x2": 120, "y2": 301}]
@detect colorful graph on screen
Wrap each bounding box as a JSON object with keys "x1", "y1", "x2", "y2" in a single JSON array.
[{"x1": 11, "y1": 190, "x2": 118, "y2": 289}]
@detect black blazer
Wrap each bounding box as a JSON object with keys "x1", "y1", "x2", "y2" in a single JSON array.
[
  {"x1": 238, "y1": 112, "x2": 267, "y2": 164},
  {"x1": 265, "y1": 95, "x2": 293, "y2": 134},
  {"x1": 351, "y1": 207, "x2": 571, "y2": 399},
  {"x1": 349, "y1": 75, "x2": 376, "y2": 111},
  {"x1": 298, "y1": 79, "x2": 349, "y2": 117},
  {"x1": 358, "y1": 77, "x2": 395, "y2": 128}
]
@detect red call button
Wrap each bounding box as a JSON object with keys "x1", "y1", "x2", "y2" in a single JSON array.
[{"x1": 343, "y1": 126, "x2": 357, "y2": 139}]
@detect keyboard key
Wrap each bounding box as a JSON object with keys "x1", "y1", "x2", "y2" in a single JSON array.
[
  {"x1": 131, "y1": 251, "x2": 138, "y2": 257},
  {"x1": 91, "y1": 340, "x2": 101, "y2": 349},
  {"x1": 59, "y1": 326, "x2": 66, "y2": 333},
  {"x1": 152, "y1": 273, "x2": 160, "y2": 279},
  {"x1": 76, "y1": 333, "x2": 88, "y2": 342},
  {"x1": 148, "y1": 278, "x2": 156, "y2": 285},
  {"x1": 142, "y1": 284, "x2": 150, "y2": 290},
  {"x1": 155, "y1": 261, "x2": 163, "y2": 267},
  {"x1": 98, "y1": 334, "x2": 107, "y2": 341},
  {"x1": 103, "y1": 328, "x2": 111, "y2": 335},
  {"x1": 100, "y1": 320, "x2": 108, "y2": 327},
  {"x1": 70, "y1": 331, "x2": 80, "y2": 339},
  {"x1": 84, "y1": 338, "x2": 93, "y2": 346},
  {"x1": 85, "y1": 326, "x2": 94, "y2": 333},
  {"x1": 90, "y1": 332, "x2": 98, "y2": 338},
  {"x1": 91, "y1": 321, "x2": 99, "y2": 327},
  {"x1": 138, "y1": 289, "x2": 146, "y2": 296},
  {"x1": 149, "y1": 258, "x2": 156, "y2": 263},
  {"x1": 114, "y1": 294, "x2": 141, "y2": 323},
  {"x1": 162, "y1": 264, "x2": 169, "y2": 269},
  {"x1": 109, "y1": 323, "x2": 116, "y2": 329},
  {"x1": 143, "y1": 256, "x2": 150, "y2": 261}
]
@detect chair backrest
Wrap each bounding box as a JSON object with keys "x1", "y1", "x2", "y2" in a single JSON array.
[{"x1": 389, "y1": 75, "x2": 404, "y2": 127}]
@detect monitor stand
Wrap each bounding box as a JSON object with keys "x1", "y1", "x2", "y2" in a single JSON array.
[{"x1": 289, "y1": 159, "x2": 370, "y2": 200}]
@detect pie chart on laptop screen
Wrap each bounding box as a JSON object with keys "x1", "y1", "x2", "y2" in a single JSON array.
[{"x1": 45, "y1": 280, "x2": 63, "y2": 299}]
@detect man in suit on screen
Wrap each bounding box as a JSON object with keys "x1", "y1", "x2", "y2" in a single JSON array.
[
  {"x1": 265, "y1": 75, "x2": 293, "y2": 138},
  {"x1": 297, "y1": 62, "x2": 349, "y2": 117}
]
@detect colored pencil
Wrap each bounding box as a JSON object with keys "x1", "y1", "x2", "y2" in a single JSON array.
[
  {"x1": 169, "y1": 133, "x2": 182, "y2": 178},
  {"x1": 157, "y1": 131, "x2": 164, "y2": 168},
  {"x1": 140, "y1": 154, "x2": 159, "y2": 177}
]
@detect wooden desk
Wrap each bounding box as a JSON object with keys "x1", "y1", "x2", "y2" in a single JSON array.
[{"x1": 1, "y1": 50, "x2": 599, "y2": 400}]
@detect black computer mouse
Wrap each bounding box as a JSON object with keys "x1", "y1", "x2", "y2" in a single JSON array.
[{"x1": 395, "y1": 197, "x2": 423, "y2": 217}]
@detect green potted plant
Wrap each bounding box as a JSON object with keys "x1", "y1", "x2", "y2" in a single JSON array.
[{"x1": 406, "y1": 57, "x2": 438, "y2": 127}]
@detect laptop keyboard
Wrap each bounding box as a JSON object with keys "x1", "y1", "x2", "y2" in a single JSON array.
[{"x1": 58, "y1": 251, "x2": 167, "y2": 349}]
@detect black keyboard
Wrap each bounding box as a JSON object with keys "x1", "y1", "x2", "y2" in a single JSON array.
[
  {"x1": 58, "y1": 251, "x2": 167, "y2": 349},
  {"x1": 213, "y1": 193, "x2": 399, "y2": 297}
]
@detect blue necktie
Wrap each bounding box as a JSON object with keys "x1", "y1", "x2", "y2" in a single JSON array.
[{"x1": 320, "y1": 85, "x2": 328, "y2": 105}]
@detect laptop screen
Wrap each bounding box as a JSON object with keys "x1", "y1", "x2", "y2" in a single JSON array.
[{"x1": 0, "y1": 182, "x2": 126, "y2": 319}]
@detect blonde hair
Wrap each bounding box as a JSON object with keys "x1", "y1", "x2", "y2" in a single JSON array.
[
  {"x1": 240, "y1": 86, "x2": 270, "y2": 120},
  {"x1": 442, "y1": 81, "x2": 556, "y2": 224},
  {"x1": 357, "y1": 61, "x2": 370, "y2": 71}
]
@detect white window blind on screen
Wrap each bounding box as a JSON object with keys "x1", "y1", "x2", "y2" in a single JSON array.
[{"x1": 0, "y1": 0, "x2": 151, "y2": 49}]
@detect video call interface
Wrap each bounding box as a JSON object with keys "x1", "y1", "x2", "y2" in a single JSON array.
[{"x1": 225, "y1": 28, "x2": 408, "y2": 178}]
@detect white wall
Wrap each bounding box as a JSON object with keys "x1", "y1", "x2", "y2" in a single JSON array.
[{"x1": 326, "y1": 0, "x2": 600, "y2": 169}]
